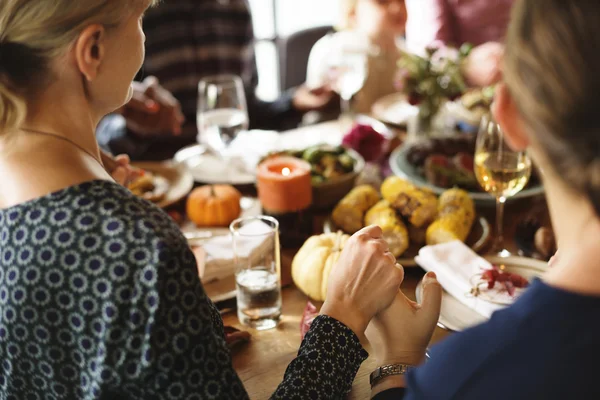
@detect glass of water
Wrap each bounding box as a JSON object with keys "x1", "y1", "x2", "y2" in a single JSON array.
[
  {"x1": 197, "y1": 74, "x2": 249, "y2": 153},
  {"x1": 230, "y1": 216, "x2": 281, "y2": 330}
]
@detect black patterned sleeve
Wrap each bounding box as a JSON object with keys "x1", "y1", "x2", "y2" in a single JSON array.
[{"x1": 271, "y1": 315, "x2": 369, "y2": 399}]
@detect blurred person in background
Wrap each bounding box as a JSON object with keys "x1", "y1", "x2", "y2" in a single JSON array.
[
  {"x1": 368, "y1": 1, "x2": 600, "y2": 398},
  {"x1": 98, "y1": 0, "x2": 336, "y2": 160},
  {"x1": 405, "y1": 0, "x2": 513, "y2": 87},
  {"x1": 306, "y1": 0, "x2": 408, "y2": 116},
  {"x1": 406, "y1": 0, "x2": 514, "y2": 52}
]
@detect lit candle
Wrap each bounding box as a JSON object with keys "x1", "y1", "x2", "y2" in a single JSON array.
[{"x1": 256, "y1": 156, "x2": 312, "y2": 214}]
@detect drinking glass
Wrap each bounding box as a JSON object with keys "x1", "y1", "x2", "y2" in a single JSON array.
[
  {"x1": 337, "y1": 51, "x2": 368, "y2": 117},
  {"x1": 230, "y1": 216, "x2": 282, "y2": 330},
  {"x1": 325, "y1": 33, "x2": 369, "y2": 125},
  {"x1": 474, "y1": 114, "x2": 532, "y2": 257},
  {"x1": 197, "y1": 74, "x2": 249, "y2": 153}
]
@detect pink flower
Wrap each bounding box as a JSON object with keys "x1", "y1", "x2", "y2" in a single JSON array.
[{"x1": 342, "y1": 124, "x2": 386, "y2": 162}]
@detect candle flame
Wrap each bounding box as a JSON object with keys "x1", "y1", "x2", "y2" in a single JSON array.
[{"x1": 281, "y1": 167, "x2": 291, "y2": 176}]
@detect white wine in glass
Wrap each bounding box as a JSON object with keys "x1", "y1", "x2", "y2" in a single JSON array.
[{"x1": 474, "y1": 115, "x2": 532, "y2": 257}]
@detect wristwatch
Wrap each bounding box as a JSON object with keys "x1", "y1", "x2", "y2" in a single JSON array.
[{"x1": 369, "y1": 364, "x2": 415, "y2": 387}]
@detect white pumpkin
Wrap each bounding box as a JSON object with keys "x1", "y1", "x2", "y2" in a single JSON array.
[{"x1": 291, "y1": 231, "x2": 349, "y2": 301}]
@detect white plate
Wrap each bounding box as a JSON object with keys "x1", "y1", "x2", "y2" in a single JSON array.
[
  {"x1": 174, "y1": 144, "x2": 257, "y2": 185},
  {"x1": 415, "y1": 256, "x2": 548, "y2": 332},
  {"x1": 131, "y1": 161, "x2": 194, "y2": 209},
  {"x1": 371, "y1": 93, "x2": 418, "y2": 126}
]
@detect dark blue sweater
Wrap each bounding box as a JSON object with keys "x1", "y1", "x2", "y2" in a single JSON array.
[{"x1": 376, "y1": 279, "x2": 600, "y2": 399}]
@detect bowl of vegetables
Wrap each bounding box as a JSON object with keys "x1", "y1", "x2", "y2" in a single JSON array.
[{"x1": 261, "y1": 145, "x2": 365, "y2": 209}]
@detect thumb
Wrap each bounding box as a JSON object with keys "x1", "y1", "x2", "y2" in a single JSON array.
[{"x1": 419, "y1": 272, "x2": 442, "y2": 325}]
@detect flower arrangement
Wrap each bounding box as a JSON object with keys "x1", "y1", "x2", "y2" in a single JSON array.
[{"x1": 396, "y1": 43, "x2": 472, "y2": 122}]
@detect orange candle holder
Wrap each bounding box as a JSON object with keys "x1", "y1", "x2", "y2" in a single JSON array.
[{"x1": 257, "y1": 156, "x2": 313, "y2": 247}]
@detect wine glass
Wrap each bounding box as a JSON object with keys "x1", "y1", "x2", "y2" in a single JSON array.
[
  {"x1": 474, "y1": 114, "x2": 532, "y2": 257},
  {"x1": 325, "y1": 33, "x2": 369, "y2": 125},
  {"x1": 197, "y1": 74, "x2": 249, "y2": 154},
  {"x1": 337, "y1": 51, "x2": 367, "y2": 117}
]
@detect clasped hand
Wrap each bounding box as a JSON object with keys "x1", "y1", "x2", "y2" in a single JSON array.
[{"x1": 320, "y1": 225, "x2": 442, "y2": 368}]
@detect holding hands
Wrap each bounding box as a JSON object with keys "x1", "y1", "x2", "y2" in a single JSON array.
[
  {"x1": 320, "y1": 225, "x2": 405, "y2": 335},
  {"x1": 319, "y1": 224, "x2": 442, "y2": 394},
  {"x1": 366, "y1": 271, "x2": 442, "y2": 367}
]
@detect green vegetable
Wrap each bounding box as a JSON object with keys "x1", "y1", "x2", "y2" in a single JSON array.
[
  {"x1": 302, "y1": 146, "x2": 324, "y2": 163},
  {"x1": 338, "y1": 154, "x2": 355, "y2": 171},
  {"x1": 311, "y1": 175, "x2": 325, "y2": 184}
]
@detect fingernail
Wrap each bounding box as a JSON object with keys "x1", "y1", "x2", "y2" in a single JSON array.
[
  {"x1": 424, "y1": 271, "x2": 437, "y2": 283},
  {"x1": 145, "y1": 100, "x2": 159, "y2": 112}
]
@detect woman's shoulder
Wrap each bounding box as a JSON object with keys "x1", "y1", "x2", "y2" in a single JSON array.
[{"x1": 1, "y1": 179, "x2": 188, "y2": 258}]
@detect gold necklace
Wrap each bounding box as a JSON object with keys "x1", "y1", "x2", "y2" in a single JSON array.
[{"x1": 20, "y1": 127, "x2": 105, "y2": 169}]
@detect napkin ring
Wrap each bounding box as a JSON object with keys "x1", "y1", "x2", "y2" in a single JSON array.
[{"x1": 370, "y1": 363, "x2": 415, "y2": 388}]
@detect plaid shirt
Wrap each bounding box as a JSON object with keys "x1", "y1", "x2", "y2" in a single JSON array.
[{"x1": 99, "y1": 0, "x2": 300, "y2": 160}]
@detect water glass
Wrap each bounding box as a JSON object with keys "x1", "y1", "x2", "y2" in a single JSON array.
[
  {"x1": 230, "y1": 216, "x2": 282, "y2": 330},
  {"x1": 197, "y1": 74, "x2": 249, "y2": 152}
]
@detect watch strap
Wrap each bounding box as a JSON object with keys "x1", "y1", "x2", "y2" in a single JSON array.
[{"x1": 369, "y1": 364, "x2": 415, "y2": 387}]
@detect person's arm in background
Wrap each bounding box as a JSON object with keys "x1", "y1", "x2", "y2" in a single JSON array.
[
  {"x1": 241, "y1": 7, "x2": 335, "y2": 131},
  {"x1": 96, "y1": 76, "x2": 185, "y2": 158},
  {"x1": 406, "y1": 0, "x2": 456, "y2": 53}
]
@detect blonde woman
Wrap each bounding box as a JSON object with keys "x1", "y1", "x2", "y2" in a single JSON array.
[
  {"x1": 0, "y1": 0, "x2": 412, "y2": 398},
  {"x1": 306, "y1": 0, "x2": 408, "y2": 115},
  {"x1": 367, "y1": 1, "x2": 600, "y2": 398}
]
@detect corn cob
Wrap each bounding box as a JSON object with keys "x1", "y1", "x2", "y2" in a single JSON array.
[
  {"x1": 364, "y1": 200, "x2": 410, "y2": 257},
  {"x1": 381, "y1": 176, "x2": 415, "y2": 203},
  {"x1": 426, "y1": 206, "x2": 474, "y2": 244},
  {"x1": 438, "y1": 188, "x2": 475, "y2": 218},
  {"x1": 391, "y1": 188, "x2": 438, "y2": 228},
  {"x1": 332, "y1": 185, "x2": 380, "y2": 234}
]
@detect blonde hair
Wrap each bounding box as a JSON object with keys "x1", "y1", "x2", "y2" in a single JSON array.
[
  {"x1": 504, "y1": 0, "x2": 600, "y2": 215},
  {"x1": 0, "y1": 0, "x2": 158, "y2": 133}
]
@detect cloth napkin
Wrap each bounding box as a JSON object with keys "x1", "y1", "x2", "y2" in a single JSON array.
[
  {"x1": 415, "y1": 241, "x2": 518, "y2": 318},
  {"x1": 200, "y1": 220, "x2": 274, "y2": 283}
]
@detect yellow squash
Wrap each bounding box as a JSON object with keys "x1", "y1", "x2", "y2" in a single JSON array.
[{"x1": 292, "y1": 231, "x2": 349, "y2": 301}]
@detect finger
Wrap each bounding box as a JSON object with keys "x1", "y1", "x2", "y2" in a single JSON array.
[
  {"x1": 126, "y1": 91, "x2": 159, "y2": 114},
  {"x1": 357, "y1": 225, "x2": 383, "y2": 239},
  {"x1": 390, "y1": 262, "x2": 405, "y2": 288},
  {"x1": 114, "y1": 154, "x2": 130, "y2": 166},
  {"x1": 383, "y1": 251, "x2": 396, "y2": 266},
  {"x1": 143, "y1": 76, "x2": 159, "y2": 90},
  {"x1": 419, "y1": 272, "x2": 442, "y2": 325},
  {"x1": 111, "y1": 167, "x2": 128, "y2": 186},
  {"x1": 369, "y1": 238, "x2": 389, "y2": 253}
]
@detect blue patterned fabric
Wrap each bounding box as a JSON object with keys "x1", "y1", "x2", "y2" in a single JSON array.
[{"x1": 0, "y1": 180, "x2": 367, "y2": 399}]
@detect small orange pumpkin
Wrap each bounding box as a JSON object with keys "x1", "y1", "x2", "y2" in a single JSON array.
[{"x1": 186, "y1": 185, "x2": 242, "y2": 227}]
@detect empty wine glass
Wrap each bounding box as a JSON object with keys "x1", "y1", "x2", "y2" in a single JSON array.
[
  {"x1": 474, "y1": 114, "x2": 532, "y2": 257},
  {"x1": 197, "y1": 74, "x2": 249, "y2": 153},
  {"x1": 325, "y1": 33, "x2": 369, "y2": 124}
]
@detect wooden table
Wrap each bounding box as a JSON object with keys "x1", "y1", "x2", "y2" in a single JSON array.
[
  {"x1": 211, "y1": 121, "x2": 550, "y2": 398},
  {"x1": 221, "y1": 196, "x2": 549, "y2": 399}
]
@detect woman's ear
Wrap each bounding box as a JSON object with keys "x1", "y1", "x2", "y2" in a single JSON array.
[
  {"x1": 73, "y1": 24, "x2": 106, "y2": 82},
  {"x1": 493, "y1": 82, "x2": 529, "y2": 151}
]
